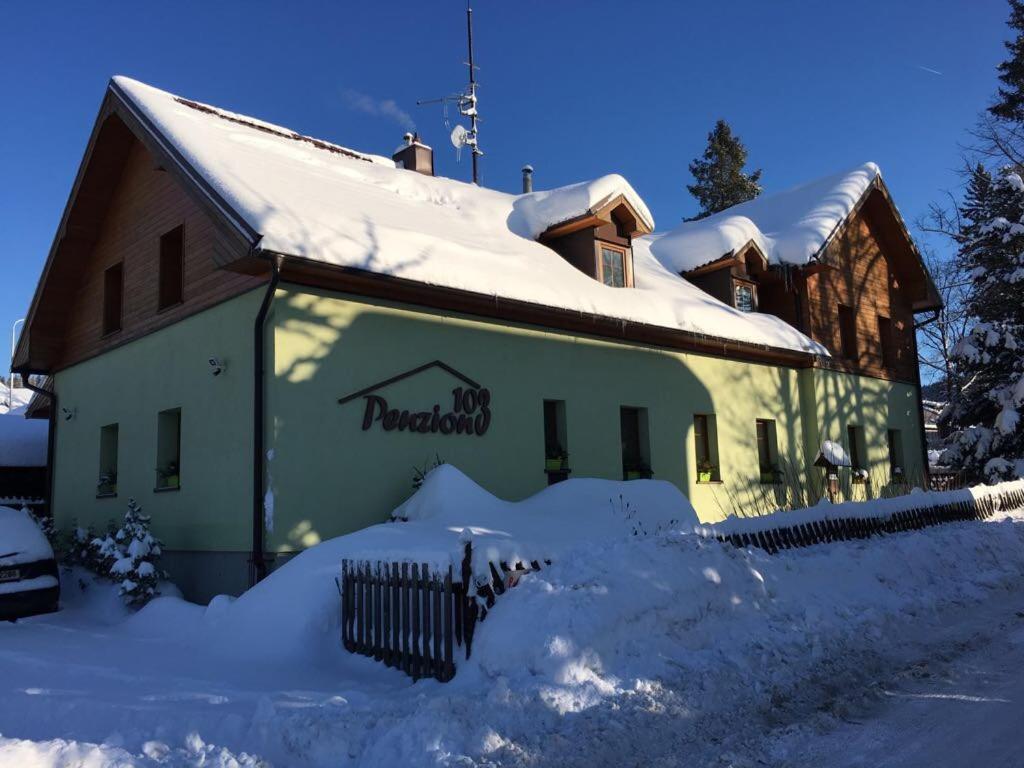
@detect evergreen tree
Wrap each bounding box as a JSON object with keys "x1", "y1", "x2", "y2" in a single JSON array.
[
  {"x1": 991, "y1": 0, "x2": 1024, "y2": 122},
  {"x1": 685, "y1": 120, "x2": 762, "y2": 221},
  {"x1": 941, "y1": 165, "x2": 1024, "y2": 480}
]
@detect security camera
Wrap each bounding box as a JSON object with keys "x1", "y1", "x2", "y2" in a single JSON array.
[{"x1": 208, "y1": 357, "x2": 226, "y2": 377}]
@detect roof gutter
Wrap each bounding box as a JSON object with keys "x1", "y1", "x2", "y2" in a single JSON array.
[
  {"x1": 14, "y1": 371, "x2": 56, "y2": 515},
  {"x1": 250, "y1": 252, "x2": 283, "y2": 588}
]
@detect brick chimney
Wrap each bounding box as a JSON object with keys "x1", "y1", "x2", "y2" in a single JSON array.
[{"x1": 392, "y1": 132, "x2": 434, "y2": 176}]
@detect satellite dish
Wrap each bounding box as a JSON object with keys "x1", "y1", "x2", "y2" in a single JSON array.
[{"x1": 450, "y1": 124, "x2": 469, "y2": 149}]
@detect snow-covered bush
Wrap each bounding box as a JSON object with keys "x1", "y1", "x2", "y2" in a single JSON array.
[
  {"x1": 106, "y1": 499, "x2": 167, "y2": 606},
  {"x1": 60, "y1": 500, "x2": 168, "y2": 607}
]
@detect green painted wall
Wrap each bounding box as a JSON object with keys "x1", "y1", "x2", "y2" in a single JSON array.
[
  {"x1": 49, "y1": 283, "x2": 927, "y2": 563},
  {"x1": 52, "y1": 290, "x2": 261, "y2": 550},
  {"x1": 265, "y1": 286, "x2": 926, "y2": 552}
]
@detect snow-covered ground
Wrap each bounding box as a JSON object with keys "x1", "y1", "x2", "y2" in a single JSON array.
[{"x1": 3, "y1": 495, "x2": 1024, "y2": 767}]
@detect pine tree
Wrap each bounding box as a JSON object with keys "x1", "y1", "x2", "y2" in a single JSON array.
[
  {"x1": 109, "y1": 499, "x2": 166, "y2": 606},
  {"x1": 991, "y1": 0, "x2": 1024, "y2": 122},
  {"x1": 685, "y1": 120, "x2": 762, "y2": 221},
  {"x1": 941, "y1": 165, "x2": 1024, "y2": 480}
]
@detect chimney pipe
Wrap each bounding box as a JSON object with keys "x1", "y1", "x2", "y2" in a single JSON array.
[
  {"x1": 522, "y1": 164, "x2": 534, "y2": 194},
  {"x1": 392, "y1": 132, "x2": 434, "y2": 176}
]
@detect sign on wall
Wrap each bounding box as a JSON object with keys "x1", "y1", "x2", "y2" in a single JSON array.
[{"x1": 337, "y1": 361, "x2": 492, "y2": 437}]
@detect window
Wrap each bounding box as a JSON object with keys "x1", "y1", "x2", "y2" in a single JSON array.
[
  {"x1": 887, "y1": 429, "x2": 904, "y2": 480},
  {"x1": 847, "y1": 424, "x2": 866, "y2": 474},
  {"x1": 620, "y1": 406, "x2": 651, "y2": 479},
  {"x1": 98, "y1": 424, "x2": 118, "y2": 496},
  {"x1": 734, "y1": 281, "x2": 756, "y2": 312},
  {"x1": 156, "y1": 408, "x2": 181, "y2": 490},
  {"x1": 694, "y1": 413, "x2": 720, "y2": 482},
  {"x1": 877, "y1": 315, "x2": 894, "y2": 368},
  {"x1": 102, "y1": 263, "x2": 124, "y2": 336},
  {"x1": 755, "y1": 419, "x2": 779, "y2": 483},
  {"x1": 543, "y1": 400, "x2": 569, "y2": 483},
  {"x1": 158, "y1": 225, "x2": 184, "y2": 310},
  {"x1": 600, "y1": 246, "x2": 627, "y2": 288},
  {"x1": 838, "y1": 304, "x2": 857, "y2": 360}
]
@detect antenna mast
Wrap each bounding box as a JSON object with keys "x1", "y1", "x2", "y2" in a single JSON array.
[
  {"x1": 415, "y1": 4, "x2": 484, "y2": 184},
  {"x1": 465, "y1": 4, "x2": 482, "y2": 184}
]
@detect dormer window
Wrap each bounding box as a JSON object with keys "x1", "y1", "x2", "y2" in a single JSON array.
[
  {"x1": 537, "y1": 192, "x2": 652, "y2": 290},
  {"x1": 734, "y1": 280, "x2": 756, "y2": 312},
  {"x1": 600, "y1": 245, "x2": 627, "y2": 287}
]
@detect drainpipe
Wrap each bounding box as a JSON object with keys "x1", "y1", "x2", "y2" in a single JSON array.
[
  {"x1": 251, "y1": 254, "x2": 283, "y2": 587},
  {"x1": 17, "y1": 371, "x2": 56, "y2": 516},
  {"x1": 912, "y1": 310, "x2": 940, "y2": 488}
]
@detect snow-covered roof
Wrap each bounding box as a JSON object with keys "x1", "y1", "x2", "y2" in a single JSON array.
[
  {"x1": 0, "y1": 415, "x2": 48, "y2": 467},
  {"x1": 817, "y1": 440, "x2": 852, "y2": 468},
  {"x1": 111, "y1": 77, "x2": 826, "y2": 355},
  {"x1": 0, "y1": 384, "x2": 33, "y2": 416},
  {"x1": 649, "y1": 163, "x2": 881, "y2": 273}
]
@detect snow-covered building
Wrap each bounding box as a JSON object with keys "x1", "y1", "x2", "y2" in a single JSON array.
[{"x1": 13, "y1": 77, "x2": 941, "y2": 599}]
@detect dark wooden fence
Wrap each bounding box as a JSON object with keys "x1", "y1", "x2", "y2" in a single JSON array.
[
  {"x1": 929, "y1": 469, "x2": 967, "y2": 492},
  {"x1": 341, "y1": 542, "x2": 541, "y2": 682},
  {"x1": 706, "y1": 484, "x2": 1024, "y2": 554}
]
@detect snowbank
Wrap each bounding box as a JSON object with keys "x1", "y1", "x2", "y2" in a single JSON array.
[
  {"x1": 0, "y1": 415, "x2": 47, "y2": 467},
  {"x1": 126, "y1": 466, "x2": 696, "y2": 662},
  {"x1": 110, "y1": 77, "x2": 826, "y2": 354},
  {"x1": 7, "y1": 498, "x2": 1024, "y2": 766}
]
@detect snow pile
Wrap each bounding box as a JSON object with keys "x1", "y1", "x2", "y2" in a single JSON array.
[
  {"x1": 123, "y1": 465, "x2": 696, "y2": 662},
  {"x1": 110, "y1": 77, "x2": 825, "y2": 354},
  {"x1": 4, "y1": 499, "x2": 1024, "y2": 766},
  {"x1": 510, "y1": 174, "x2": 654, "y2": 238},
  {"x1": 648, "y1": 162, "x2": 880, "y2": 272},
  {"x1": 0, "y1": 414, "x2": 47, "y2": 467}
]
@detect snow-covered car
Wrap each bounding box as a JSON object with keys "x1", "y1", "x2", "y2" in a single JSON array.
[{"x1": 0, "y1": 506, "x2": 59, "y2": 621}]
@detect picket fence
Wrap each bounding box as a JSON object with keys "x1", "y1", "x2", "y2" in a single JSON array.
[
  {"x1": 341, "y1": 542, "x2": 538, "y2": 683},
  {"x1": 705, "y1": 484, "x2": 1024, "y2": 554}
]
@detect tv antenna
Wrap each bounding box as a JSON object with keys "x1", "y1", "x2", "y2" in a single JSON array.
[{"x1": 417, "y1": 4, "x2": 483, "y2": 184}]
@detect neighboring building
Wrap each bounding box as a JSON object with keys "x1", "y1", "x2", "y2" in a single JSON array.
[{"x1": 14, "y1": 78, "x2": 942, "y2": 600}]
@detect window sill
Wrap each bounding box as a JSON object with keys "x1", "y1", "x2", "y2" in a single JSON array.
[
  {"x1": 153, "y1": 485, "x2": 181, "y2": 493},
  {"x1": 95, "y1": 492, "x2": 118, "y2": 499},
  {"x1": 156, "y1": 300, "x2": 184, "y2": 315},
  {"x1": 696, "y1": 480, "x2": 724, "y2": 485}
]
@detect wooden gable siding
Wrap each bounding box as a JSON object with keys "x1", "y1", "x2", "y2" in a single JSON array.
[
  {"x1": 56, "y1": 138, "x2": 264, "y2": 371},
  {"x1": 804, "y1": 205, "x2": 917, "y2": 382}
]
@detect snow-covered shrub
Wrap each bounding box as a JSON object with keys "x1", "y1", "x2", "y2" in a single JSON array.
[
  {"x1": 27, "y1": 507, "x2": 57, "y2": 549},
  {"x1": 60, "y1": 500, "x2": 168, "y2": 607},
  {"x1": 106, "y1": 499, "x2": 167, "y2": 606},
  {"x1": 412, "y1": 454, "x2": 445, "y2": 492}
]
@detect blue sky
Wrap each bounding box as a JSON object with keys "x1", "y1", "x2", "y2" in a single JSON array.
[{"x1": 0, "y1": 0, "x2": 1011, "y2": 369}]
